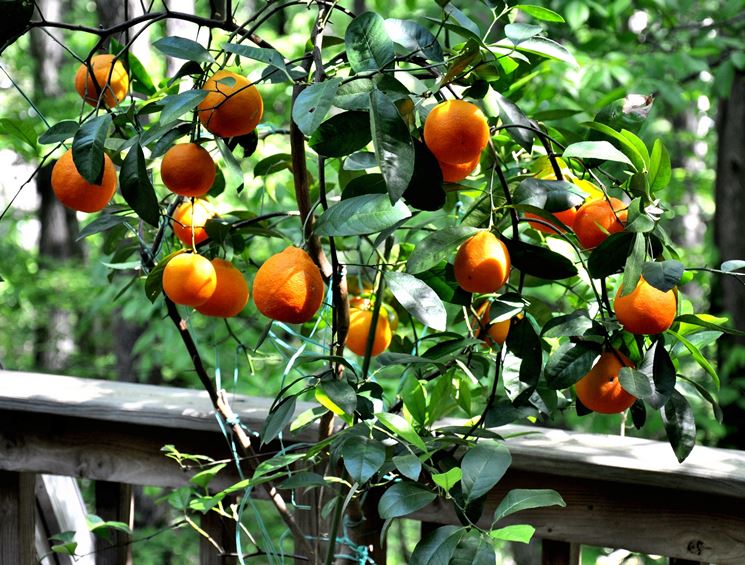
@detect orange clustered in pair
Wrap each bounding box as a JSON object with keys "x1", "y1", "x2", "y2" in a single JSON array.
[{"x1": 424, "y1": 100, "x2": 490, "y2": 184}]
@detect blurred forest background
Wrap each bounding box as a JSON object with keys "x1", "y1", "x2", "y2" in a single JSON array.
[{"x1": 1, "y1": 0, "x2": 744, "y2": 562}]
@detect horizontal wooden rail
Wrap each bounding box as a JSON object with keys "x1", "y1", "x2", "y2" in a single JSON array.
[{"x1": 1, "y1": 370, "x2": 745, "y2": 563}]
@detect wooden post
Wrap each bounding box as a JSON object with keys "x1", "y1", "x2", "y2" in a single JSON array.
[
  {"x1": 200, "y1": 509, "x2": 237, "y2": 565},
  {"x1": 542, "y1": 539, "x2": 580, "y2": 565},
  {"x1": 95, "y1": 481, "x2": 133, "y2": 565},
  {"x1": 0, "y1": 471, "x2": 37, "y2": 565},
  {"x1": 669, "y1": 559, "x2": 703, "y2": 565}
]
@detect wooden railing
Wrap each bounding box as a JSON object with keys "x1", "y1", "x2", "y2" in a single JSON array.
[{"x1": 1, "y1": 370, "x2": 745, "y2": 564}]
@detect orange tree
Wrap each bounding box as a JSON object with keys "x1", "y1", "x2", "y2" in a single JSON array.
[{"x1": 2, "y1": 0, "x2": 743, "y2": 562}]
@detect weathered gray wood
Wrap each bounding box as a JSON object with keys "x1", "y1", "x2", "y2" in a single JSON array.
[
  {"x1": 410, "y1": 469, "x2": 745, "y2": 563},
  {"x1": 200, "y1": 509, "x2": 237, "y2": 565},
  {"x1": 0, "y1": 471, "x2": 37, "y2": 565},
  {"x1": 3, "y1": 371, "x2": 745, "y2": 499},
  {"x1": 95, "y1": 481, "x2": 133, "y2": 565},
  {"x1": 36, "y1": 475, "x2": 96, "y2": 565},
  {"x1": 541, "y1": 539, "x2": 579, "y2": 565}
]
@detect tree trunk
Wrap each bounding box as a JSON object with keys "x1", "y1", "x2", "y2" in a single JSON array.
[{"x1": 714, "y1": 69, "x2": 745, "y2": 449}]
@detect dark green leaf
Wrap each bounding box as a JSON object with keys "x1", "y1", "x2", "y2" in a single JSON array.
[
  {"x1": 378, "y1": 481, "x2": 437, "y2": 519},
  {"x1": 513, "y1": 178, "x2": 585, "y2": 211},
  {"x1": 443, "y1": 4, "x2": 481, "y2": 37},
  {"x1": 460, "y1": 441, "x2": 511, "y2": 504},
  {"x1": 278, "y1": 472, "x2": 327, "y2": 490},
  {"x1": 254, "y1": 153, "x2": 292, "y2": 176},
  {"x1": 402, "y1": 139, "x2": 445, "y2": 211},
  {"x1": 503, "y1": 237, "x2": 578, "y2": 280},
  {"x1": 345, "y1": 12, "x2": 395, "y2": 73},
  {"x1": 309, "y1": 111, "x2": 371, "y2": 157},
  {"x1": 541, "y1": 312, "x2": 594, "y2": 337},
  {"x1": 72, "y1": 114, "x2": 112, "y2": 184},
  {"x1": 342, "y1": 173, "x2": 387, "y2": 199},
  {"x1": 384, "y1": 18, "x2": 443, "y2": 62},
  {"x1": 125, "y1": 49, "x2": 156, "y2": 96},
  {"x1": 120, "y1": 141, "x2": 160, "y2": 227},
  {"x1": 642, "y1": 260, "x2": 684, "y2": 292},
  {"x1": 409, "y1": 526, "x2": 463, "y2": 565},
  {"x1": 39, "y1": 120, "x2": 79, "y2": 144},
  {"x1": 494, "y1": 92, "x2": 533, "y2": 151},
  {"x1": 335, "y1": 79, "x2": 374, "y2": 111},
  {"x1": 545, "y1": 342, "x2": 599, "y2": 389},
  {"x1": 315, "y1": 194, "x2": 411, "y2": 236},
  {"x1": 153, "y1": 36, "x2": 214, "y2": 62},
  {"x1": 77, "y1": 213, "x2": 132, "y2": 240},
  {"x1": 344, "y1": 151, "x2": 378, "y2": 170},
  {"x1": 386, "y1": 271, "x2": 446, "y2": 331},
  {"x1": 393, "y1": 453, "x2": 421, "y2": 481},
  {"x1": 587, "y1": 232, "x2": 635, "y2": 278},
  {"x1": 493, "y1": 489, "x2": 566, "y2": 522},
  {"x1": 317, "y1": 380, "x2": 357, "y2": 416},
  {"x1": 618, "y1": 367, "x2": 653, "y2": 398},
  {"x1": 222, "y1": 43, "x2": 290, "y2": 80},
  {"x1": 620, "y1": 232, "x2": 645, "y2": 296},
  {"x1": 292, "y1": 78, "x2": 342, "y2": 136},
  {"x1": 513, "y1": 4, "x2": 564, "y2": 22},
  {"x1": 369, "y1": 89, "x2": 415, "y2": 203},
  {"x1": 342, "y1": 436, "x2": 386, "y2": 484},
  {"x1": 451, "y1": 532, "x2": 497, "y2": 565},
  {"x1": 636, "y1": 339, "x2": 676, "y2": 409},
  {"x1": 160, "y1": 90, "x2": 208, "y2": 124},
  {"x1": 261, "y1": 397, "x2": 297, "y2": 445},
  {"x1": 661, "y1": 389, "x2": 696, "y2": 463}
]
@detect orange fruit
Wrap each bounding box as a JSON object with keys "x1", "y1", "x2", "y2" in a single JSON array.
[
  {"x1": 454, "y1": 231, "x2": 511, "y2": 294},
  {"x1": 198, "y1": 70, "x2": 263, "y2": 138},
  {"x1": 161, "y1": 143, "x2": 216, "y2": 198},
  {"x1": 614, "y1": 276, "x2": 677, "y2": 335},
  {"x1": 51, "y1": 148, "x2": 117, "y2": 213},
  {"x1": 74, "y1": 54, "x2": 129, "y2": 108},
  {"x1": 346, "y1": 308, "x2": 393, "y2": 357},
  {"x1": 253, "y1": 247, "x2": 325, "y2": 323},
  {"x1": 162, "y1": 253, "x2": 217, "y2": 307},
  {"x1": 573, "y1": 197, "x2": 627, "y2": 249},
  {"x1": 172, "y1": 199, "x2": 217, "y2": 246},
  {"x1": 472, "y1": 301, "x2": 511, "y2": 347},
  {"x1": 526, "y1": 207, "x2": 578, "y2": 235},
  {"x1": 575, "y1": 351, "x2": 636, "y2": 414},
  {"x1": 440, "y1": 155, "x2": 480, "y2": 183},
  {"x1": 424, "y1": 100, "x2": 490, "y2": 165},
  {"x1": 195, "y1": 258, "x2": 249, "y2": 317}
]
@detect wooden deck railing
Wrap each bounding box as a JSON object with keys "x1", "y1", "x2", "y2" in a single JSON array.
[{"x1": 1, "y1": 370, "x2": 744, "y2": 564}]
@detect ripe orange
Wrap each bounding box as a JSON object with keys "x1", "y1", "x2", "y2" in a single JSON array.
[
  {"x1": 160, "y1": 143, "x2": 216, "y2": 198},
  {"x1": 195, "y1": 258, "x2": 249, "y2": 317},
  {"x1": 346, "y1": 308, "x2": 393, "y2": 356},
  {"x1": 74, "y1": 54, "x2": 129, "y2": 108},
  {"x1": 424, "y1": 100, "x2": 490, "y2": 165},
  {"x1": 440, "y1": 155, "x2": 480, "y2": 183},
  {"x1": 172, "y1": 199, "x2": 217, "y2": 246},
  {"x1": 472, "y1": 301, "x2": 511, "y2": 347},
  {"x1": 51, "y1": 148, "x2": 117, "y2": 213},
  {"x1": 162, "y1": 253, "x2": 217, "y2": 307},
  {"x1": 526, "y1": 207, "x2": 578, "y2": 235},
  {"x1": 253, "y1": 247, "x2": 325, "y2": 323},
  {"x1": 198, "y1": 70, "x2": 263, "y2": 138},
  {"x1": 575, "y1": 351, "x2": 636, "y2": 414},
  {"x1": 614, "y1": 276, "x2": 677, "y2": 335},
  {"x1": 573, "y1": 197, "x2": 627, "y2": 249},
  {"x1": 454, "y1": 231, "x2": 511, "y2": 294}
]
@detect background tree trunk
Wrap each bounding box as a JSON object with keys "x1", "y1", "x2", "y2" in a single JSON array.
[{"x1": 714, "y1": 69, "x2": 745, "y2": 449}]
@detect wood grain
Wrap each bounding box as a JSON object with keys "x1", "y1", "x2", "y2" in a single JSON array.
[{"x1": 0, "y1": 471, "x2": 37, "y2": 565}]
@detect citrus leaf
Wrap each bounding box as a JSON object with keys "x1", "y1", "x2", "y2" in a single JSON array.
[
  {"x1": 503, "y1": 238, "x2": 577, "y2": 280},
  {"x1": 545, "y1": 342, "x2": 599, "y2": 389},
  {"x1": 342, "y1": 436, "x2": 386, "y2": 484},
  {"x1": 120, "y1": 140, "x2": 159, "y2": 227},
  {"x1": 315, "y1": 193, "x2": 410, "y2": 236},
  {"x1": 345, "y1": 12, "x2": 395, "y2": 73},
  {"x1": 432, "y1": 467, "x2": 462, "y2": 492},
  {"x1": 493, "y1": 489, "x2": 566, "y2": 523},
  {"x1": 410, "y1": 526, "x2": 464, "y2": 565},
  {"x1": 378, "y1": 481, "x2": 437, "y2": 519},
  {"x1": 661, "y1": 389, "x2": 696, "y2": 463},
  {"x1": 309, "y1": 111, "x2": 371, "y2": 157},
  {"x1": 513, "y1": 178, "x2": 585, "y2": 211},
  {"x1": 153, "y1": 36, "x2": 214, "y2": 63},
  {"x1": 222, "y1": 43, "x2": 290, "y2": 81},
  {"x1": 489, "y1": 524, "x2": 536, "y2": 544},
  {"x1": 642, "y1": 260, "x2": 683, "y2": 292},
  {"x1": 376, "y1": 412, "x2": 427, "y2": 452},
  {"x1": 386, "y1": 271, "x2": 447, "y2": 331},
  {"x1": 292, "y1": 78, "x2": 342, "y2": 136},
  {"x1": 393, "y1": 453, "x2": 421, "y2": 481},
  {"x1": 618, "y1": 367, "x2": 653, "y2": 398},
  {"x1": 160, "y1": 90, "x2": 208, "y2": 124},
  {"x1": 563, "y1": 140, "x2": 634, "y2": 167},
  {"x1": 494, "y1": 92, "x2": 533, "y2": 151},
  {"x1": 513, "y1": 4, "x2": 564, "y2": 22},
  {"x1": 72, "y1": 114, "x2": 112, "y2": 184},
  {"x1": 384, "y1": 18, "x2": 443, "y2": 62},
  {"x1": 39, "y1": 120, "x2": 79, "y2": 144},
  {"x1": 461, "y1": 441, "x2": 511, "y2": 504},
  {"x1": 369, "y1": 89, "x2": 414, "y2": 203},
  {"x1": 261, "y1": 396, "x2": 297, "y2": 445}
]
